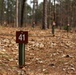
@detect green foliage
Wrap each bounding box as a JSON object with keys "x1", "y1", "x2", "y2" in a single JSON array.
[
  {"x1": 26, "y1": 4, "x2": 31, "y2": 14},
  {"x1": 0, "y1": 0, "x2": 76, "y2": 28},
  {"x1": 36, "y1": 2, "x2": 43, "y2": 22}
]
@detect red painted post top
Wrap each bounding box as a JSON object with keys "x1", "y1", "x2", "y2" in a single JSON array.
[{"x1": 16, "y1": 31, "x2": 28, "y2": 44}]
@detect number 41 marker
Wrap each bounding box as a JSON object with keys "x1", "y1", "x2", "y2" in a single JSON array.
[
  {"x1": 16, "y1": 31, "x2": 28, "y2": 68},
  {"x1": 16, "y1": 31, "x2": 28, "y2": 44}
]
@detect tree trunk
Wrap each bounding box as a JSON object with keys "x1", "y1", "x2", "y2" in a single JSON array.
[
  {"x1": 42, "y1": 0, "x2": 47, "y2": 29},
  {"x1": 18, "y1": 0, "x2": 26, "y2": 27},
  {"x1": 16, "y1": 0, "x2": 19, "y2": 27},
  {"x1": 47, "y1": 0, "x2": 51, "y2": 29},
  {"x1": 0, "y1": 0, "x2": 4, "y2": 25},
  {"x1": 7, "y1": 0, "x2": 10, "y2": 24},
  {"x1": 20, "y1": 0, "x2": 26, "y2": 27}
]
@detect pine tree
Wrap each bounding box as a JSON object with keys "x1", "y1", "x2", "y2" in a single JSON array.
[{"x1": 42, "y1": 0, "x2": 48, "y2": 29}]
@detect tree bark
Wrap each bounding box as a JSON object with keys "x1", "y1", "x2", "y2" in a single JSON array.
[
  {"x1": 16, "y1": 0, "x2": 19, "y2": 27},
  {"x1": 0, "y1": 0, "x2": 4, "y2": 25},
  {"x1": 17, "y1": 0, "x2": 26, "y2": 27},
  {"x1": 42, "y1": 0, "x2": 47, "y2": 29},
  {"x1": 47, "y1": 0, "x2": 51, "y2": 29}
]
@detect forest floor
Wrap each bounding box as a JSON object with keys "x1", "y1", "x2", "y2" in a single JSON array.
[{"x1": 0, "y1": 26, "x2": 76, "y2": 75}]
